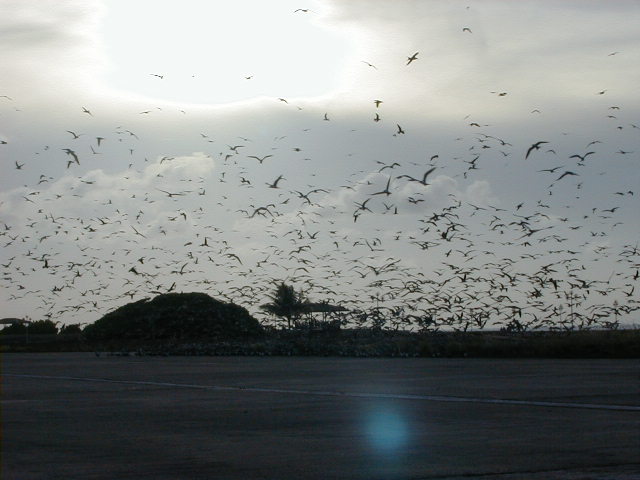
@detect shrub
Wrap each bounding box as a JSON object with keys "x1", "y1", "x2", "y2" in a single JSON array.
[
  {"x1": 83, "y1": 292, "x2": 263, "y2": 342},
  {"x1": 0, "y1": 320, "x2": 58, "y2": 335}
]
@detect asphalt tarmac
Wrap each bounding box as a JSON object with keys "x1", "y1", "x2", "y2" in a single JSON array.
[{"x1": 2, "y1": 354, "x2": 639, "y2": 479}]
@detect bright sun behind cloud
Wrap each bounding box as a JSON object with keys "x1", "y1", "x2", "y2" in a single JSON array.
[{"x1": 101, "y1": 0, "x2": 352, "y2": 105}]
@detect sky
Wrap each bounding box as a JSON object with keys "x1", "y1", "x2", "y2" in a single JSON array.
[{"x1": 1, "y1": 0, "x2": 639, "y2": 330}]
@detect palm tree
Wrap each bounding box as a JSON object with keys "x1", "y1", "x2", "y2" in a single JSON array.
[{"x1": 260, "y1": 282, "x2": 304, "y2": 329}]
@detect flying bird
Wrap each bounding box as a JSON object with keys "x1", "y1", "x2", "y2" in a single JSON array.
[
  {"x1": 353, "y1": 199, "x2": 372, "y2": 221},
  {"x1": 398, "y1": 167, "x2": 437, "y2": 186},
  {"x1": 371, "y1": 176, "x2": 393, "y2": 196},
  {"x1": 131, "y1": 226, "x2": 147, "y2": 238},
  {"x1": 225, "y1": 253, "x2": 243, "y2": 264},
  {"x1": 569, "y1": 152, "x2": 595, "y2": 163},
  {"x1": 525, "y1": 141, "x2": 549, "y2": 159},
  {"x1": 538, "y1": 166, "x2": 564, "y2": 173},
  {"x1": 267, "y1": 175, "x2": 285, "y2": 188},
  {"x1": 62, "y1": 148, "x2": 79, "y2": 165},
  {"x1": 554, "y1": 170, "x2": 579, "y2": 182},
  {"x1": 66, "y1": 130, "x2": 83, "y2": 139},
  {"x1": 228, "y1": 144, "x2": 245, "y2": 153},
  {"x1": 156, "y1": 189, "x2": 189, "y2": 197},
  {"x1": 248, "y1": 154, "x2": 273, "y2": 164},
  {"x1": 377, "y1": 161, "x2": 400, "y2": 172}
]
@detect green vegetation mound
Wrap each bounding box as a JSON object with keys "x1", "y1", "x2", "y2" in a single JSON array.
[
  {"x1": 0, "y1": 319, "x2": 58, "y2": 335},
  {"x1": 83, "y1": 292, "x2": 262, "y2": 342}
]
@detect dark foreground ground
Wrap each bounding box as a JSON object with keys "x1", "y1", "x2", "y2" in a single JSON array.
[
  {"x1": 3, "y1": 329, "x2": 640, "y2": 358},
  {"x1": 2, "y1": 354, "x2": 639, "y2": 480}
]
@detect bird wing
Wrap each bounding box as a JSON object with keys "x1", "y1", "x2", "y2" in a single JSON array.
[
  {"x1": 525, "y1": 144, "x2": 536, "y2": 159},
  {"x1": 422, "y1": 167, "x2": 437, "y2": 183}
]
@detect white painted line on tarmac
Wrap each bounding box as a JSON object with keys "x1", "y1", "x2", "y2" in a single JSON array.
[{"x1": 4, "y1": 373, "x2": 640, "y2": 412}]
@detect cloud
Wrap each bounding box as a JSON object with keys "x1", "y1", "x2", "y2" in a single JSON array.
[
  {"x1": 462, "y1": 179, "x2": 498, "y2": 207},
  {"x1": 0, "y1": 0, "x2": 107, "y2": 101},
  {"x1": 0, "y1": 152, "x2": 215, "y2": 230},
  {"x1": 322, "y1": 0, "x2": 640, "y2": 119}
]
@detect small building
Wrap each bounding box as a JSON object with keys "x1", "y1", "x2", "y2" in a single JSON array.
[
  {"x1": 0, "y1": 317, "x2": 30, "y2": 325},
  {"x1": 298, "y1": 302, "x2": 349, "y2": 330}
]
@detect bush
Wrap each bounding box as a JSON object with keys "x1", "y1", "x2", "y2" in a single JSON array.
[
  {"x1": 83, "y1": 292, "x2": 263, "y2": 342},
  {"x1": 59, "y1": 324, "x2": 83, "y2": 335},
  {"x1": 0, "y1": 320, "x2": 58, "y2": 335}
]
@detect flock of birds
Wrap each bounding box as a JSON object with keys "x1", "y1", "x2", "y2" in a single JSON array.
[{"x1": 1, "y1": 8, "x2": 638, "y2": 332}]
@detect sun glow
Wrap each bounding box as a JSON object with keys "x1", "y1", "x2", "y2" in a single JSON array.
[{"x1": 101, "y1": 0, "x2": 352, "y2": 104}]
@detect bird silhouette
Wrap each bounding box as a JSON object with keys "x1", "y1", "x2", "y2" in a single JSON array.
[
  {"x1": 248, "y1": 155, "x2": 273, "y2": 164},
  {"x1": 267, "y1": 175, "x2": 285, "y2": 189},
  {"x1": 554, "y1": 171, "x2": 579, "y2": 182},
  {"x1": 66, "y1": 130, "x2": 83, "y2": 139},
  {"x1": 569, "y1": 152, "x2": 595, "y2": 164},
  {"x1": 62, "y1": 149, "x2": 79, "y2": 165},
  {"x1": 538, "y1": 166, "x2": 564, "y2": 173},
  {"x1": 398, "y1": 167, "x2": 437, "y2": 186},
  {"x1": 371, "y1": 176, "x2": 393, "y2": 196},
  {"x1": 156, "y1": 189, "x2": 190, "y2": 197},
  {"x1": 525, "y1": 141, "x2": 549, "y2": 159}
]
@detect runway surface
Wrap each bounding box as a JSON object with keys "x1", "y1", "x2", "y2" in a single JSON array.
[{"x1": 2, "y1": 354, "x2": 639, "y2": 479}]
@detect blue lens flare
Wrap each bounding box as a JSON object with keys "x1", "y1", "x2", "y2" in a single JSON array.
[{"x1": 365, "y1": 407, "x2": 409, "y2": 452}]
